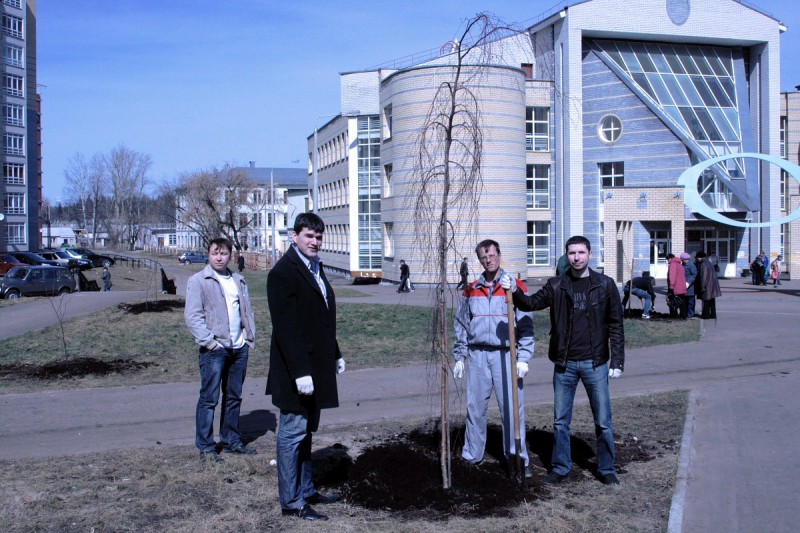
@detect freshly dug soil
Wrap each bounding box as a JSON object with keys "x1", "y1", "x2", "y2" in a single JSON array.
[
  {"x1": 0, "y1": 357, "x2": 156, "y2": 379},
  {"x1": 312, "y1": 420, "x2": 663, "y2": 520}
]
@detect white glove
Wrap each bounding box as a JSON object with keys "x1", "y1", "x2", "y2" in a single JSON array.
[
  {"x1": 608, "y1": 368, "x2": 622, "y2": 379},
  {"x1": 295, "y1": 375, "x2": 314, "y2": 395},
  {"x1": 516, "y1": 361, "x2": 528, "y2": 378},
  {"x1": 336, "y1": 358, "x2": 346, "y2": 374},
  {"x1": 453, "y1": 360, "x2": 464, "y2": 380},
  {"x1": 500, "y1": 274, "x2": 517, "y2": 292}
]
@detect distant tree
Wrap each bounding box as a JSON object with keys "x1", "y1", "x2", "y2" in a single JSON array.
[
  {"x1": 175, "y1": 165, "x2": 263, "y2": 251},
  {"x1": 104, "y1": 144, "x2": 152, "y2": 249},
  {"x1": 63, "y1": 152, "x2": 106, "y2": 245}
]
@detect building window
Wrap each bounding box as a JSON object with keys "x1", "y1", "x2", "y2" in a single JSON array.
[
  {"x1": 4, "y1": 222, "x2": 25, "y2": 244},
  {"x1": 599, "y1": 162, "x2": 624, "y2": 187},
  {"x1": 383, "y1": 163, "x2": 392, "y2": 197},
  {"x1": 383, "y1": 104, "x2": 393, "y2": 140},
  {"x1": 598, "y1": 115, "x2": 622, "y2": 143},
  {"x1": 383, "y1": 222, "x2": 393, "y2": 258},
  {"x1": 527, "y1": 221, "x2": 550, "y2": 266},
  {"x1": 357, "y1": 115, "x2": 382, "y2": 269},
  {"x1": 4, "y1": 192, "x2": 25, "y2": 214},
  {"x1": 780, "y1": 169, "x2": 788, "y2": 211},
  {"x1": 2, "y1": 14, "x2": 23, "y2": 38},
  {"x1": 3, "y1": 43, "x2": 23, "y2": 68},
  {"x1": 3, "y1": 74, "x2": 22, "y2": 97},
  {"x1": 521, "y1": 63, "x2": 533, "y2": 78},
  {"x1": 780, "y1": 116, "x2": 787, "y2": 159},
  {"x1": 526, "y1": 164, "x2": 550, "y2": 209},
  {"x1": 526, "y1": 107, "x2": 549, "y2": 151},
  {"x1": 2, "y1": 1, "x2": 22, "y2": 9},
  {"x1": 3, "y1": 133, "x2": 24, "y2": 155},
  {"x1": 3, "y1": 162, "x2": 24, "y2": 184},
  {"x1": 3, "y1": 103, "x2": 23, "y2": 126}
]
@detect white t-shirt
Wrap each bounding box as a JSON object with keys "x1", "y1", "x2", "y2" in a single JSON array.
[{"x1": 214, "y1": 270, "x2": 245, "y2": 349}]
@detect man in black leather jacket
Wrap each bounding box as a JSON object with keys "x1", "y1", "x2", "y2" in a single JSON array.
[{"x1": 502, "y1": 235, "x2": 624, "y2": 486}]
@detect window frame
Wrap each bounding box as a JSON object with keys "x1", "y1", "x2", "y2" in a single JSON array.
[
  {"x1": 3, "y1": 162, "x2": 24, "y2": 184},
  {"x1": 527, "y1": 221, "x2": 551, "y2": 266},
  {"x1": 526, "y1": 106, "x2": 550, "y2": 151},
  {"x1": 598, "y1": 114, "x2": 622, "y2": 144},
  {"x1": 4, "y1": 191, "x2": 25, "y2": 214},
  {"x1": 4, "y1": 222, "x2": 25, "y2": 245},
  {"x1": 526, "y1": 164, "x2": 550, "y2": 209},
  {"x1": 599, "y1": 161, "x2": 625, "y2": 188}
]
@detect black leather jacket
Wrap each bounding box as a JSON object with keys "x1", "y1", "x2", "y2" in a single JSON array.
[{"x1": 512, "y1": 269, "x2": 624, "y2": 371}]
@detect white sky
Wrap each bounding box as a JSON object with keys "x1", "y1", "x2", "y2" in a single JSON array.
[{"x1": 37, "y1": 0, "x2": 800, "y2": 201}]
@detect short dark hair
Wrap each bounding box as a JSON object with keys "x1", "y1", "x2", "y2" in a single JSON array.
[
  {"x1": 666, "y1": 253, "x2": 675, "y2": 260},
  {"x1": 564, "y1": 235, "x2": 591, "y2": 253},
  {"x1": 208, "y1": 238, "x2": 232, "y2": 253},
  {"x1": 293, "y1": 212, "x2": 325, "y2": 234},
  {"x1": 475, "y1": 239, "x2": 500, "y2": 258},
  {"x1": 695, "y1": 250, "x2": 707, "y2": 258}
]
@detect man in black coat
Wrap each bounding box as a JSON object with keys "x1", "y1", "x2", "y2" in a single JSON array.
[{"x1": 267, "y1": 213, "x2": 345, "y2": 521}]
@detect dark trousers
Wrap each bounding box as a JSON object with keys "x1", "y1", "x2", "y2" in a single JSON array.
[{"x1": 701, "y1": 298, "x2": 717, "y2": 319}]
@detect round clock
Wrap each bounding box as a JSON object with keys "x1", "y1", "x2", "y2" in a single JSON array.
[{"x1": 667, "y1": 0, "x2": 691, "y2": 25}]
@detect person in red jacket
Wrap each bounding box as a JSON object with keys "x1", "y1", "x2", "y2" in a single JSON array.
[{"x1": 666, "y1": 253, "x2": 687, "y2": 319}]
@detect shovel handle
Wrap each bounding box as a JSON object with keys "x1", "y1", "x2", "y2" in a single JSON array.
[{"x1": 506, "y1": 291, "x2": 521, "y2": 442}]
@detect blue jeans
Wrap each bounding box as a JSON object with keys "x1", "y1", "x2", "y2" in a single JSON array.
[
  {"x1": 686, "y1": 295, "x2": 696, "y2": 318},
  {"x1": 195, "y1": 345, "x2": 249, "y2": 452},
  {"x1": 277, "y1": 410, "x2": 321, "y2": 509},
  {"x1": 552, "y1": 360, "x2": 616, "y2": 477},
  {"x1": 631, "y1": 288, "x2": 652, "y2": 316}
]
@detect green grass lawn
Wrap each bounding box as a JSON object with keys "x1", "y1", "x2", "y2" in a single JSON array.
[{"x1": 0, "y1": 277, "x2": 700, "y2": 393}]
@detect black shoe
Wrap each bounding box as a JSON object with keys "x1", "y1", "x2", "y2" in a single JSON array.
[
  {"x1": 282, "y1": 504, "x2": 328, "y2": 521},
  {"x1": 599, "y1": 473, "x2": 620, "y2": 485},
  {"x1": 222, "y1": 444, "x2": 257, "y2": 455},
  {"x1": 542, "y1": 471, "x2": 569, "y2": 484},
  {"x1": 306, "y1": 491, "x2": 341, "y2": 505},
  {"x1": 200, "y1": 450, "x2": 224, "y2": 463}
]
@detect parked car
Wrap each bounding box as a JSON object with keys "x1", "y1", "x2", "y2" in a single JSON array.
[
  {"x1": 1, "y1": 254, "x2": 24, "y2": 276},
  {"x1": 39, "y1": 250, "x2": 93, "y2": 271},
  {"x1": 0, "y1": 266, "x2": 76, "y2": 300},
  {"x1": 9, "y1": 251, "x2": 61, "y2": 268},
  {"x1": 178, "y1": 251, "x2": 208, "y2": 265},
  {"x1": 63, "y1": 247, "x2": 115, "y2": 268}
]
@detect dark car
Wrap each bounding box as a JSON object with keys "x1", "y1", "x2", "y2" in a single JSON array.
[
  {"x1": 39, "y1": 250, "x2": 93, "y2": 271},
  {"x1": 178, "y1": 251, "x2": 208, "y2": 265},
  {"x1": 0, "y1": 265, "x2": 77, "y2": 300},
  {"x1": 64, "y1": 247, "x2": 115, "y2": 268},
  {"x1": 9, "y1": 251, "x2": 61, "y2": 267},
  {"x1": 1, "y1": 254, "x2": 24, "y2": 276}
]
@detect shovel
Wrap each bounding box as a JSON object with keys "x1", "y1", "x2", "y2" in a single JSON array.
[{"x1": 505, "y1": 290, "x2": 526, "y2": 487}]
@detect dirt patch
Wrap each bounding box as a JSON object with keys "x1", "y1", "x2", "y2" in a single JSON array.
[
  {"x1": 308, "y1": 419, "x2": 671, "y2": 520},
  {"x1": 0, "y1": 357, "x2": 157, "y2": 380},
  {"x1": 117, "y1": 299, "x2": 185, "y2": 314}
]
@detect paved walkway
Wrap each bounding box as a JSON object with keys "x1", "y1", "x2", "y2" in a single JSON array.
[{"x1": 1, "y1": 275, "x2": 798, "y2": 532}]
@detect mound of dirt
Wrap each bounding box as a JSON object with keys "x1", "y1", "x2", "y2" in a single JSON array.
[
  {"x1": 118, "y1": 300, "x2": 185, "y2": 314},
  {"x1": 310, "y1": 421, "x2": 665, "y2": 520},
  {"x1": 0, "y1": 357, "x2": 157, "y2": 380}
]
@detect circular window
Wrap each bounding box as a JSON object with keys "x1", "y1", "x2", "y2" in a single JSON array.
[{"x1": 598, "y1": 115, "x2": 622, "y2": 144}]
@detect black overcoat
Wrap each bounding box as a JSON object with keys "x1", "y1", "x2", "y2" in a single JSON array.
[{"x1": 266, "y1": 246, "x2": 341, "y2": 413}]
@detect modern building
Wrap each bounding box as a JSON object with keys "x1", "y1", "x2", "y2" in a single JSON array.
[
  {"x1": 1, "y1": 0, "x2": 39, "y2": 254},
  {"x1": 309, "y1": 0, "x2": 793, "y2": 284},
  {"x1": 174, "y1": 164, "x2": 307, "y2": 255},
  {"x1": 781, "y1": 89, "x2": 800, "y2": 279}
]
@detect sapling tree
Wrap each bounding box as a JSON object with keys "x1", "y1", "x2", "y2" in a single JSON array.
[{"x1": 410, "y1": 13, "x2": 519, "y2": 488}]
